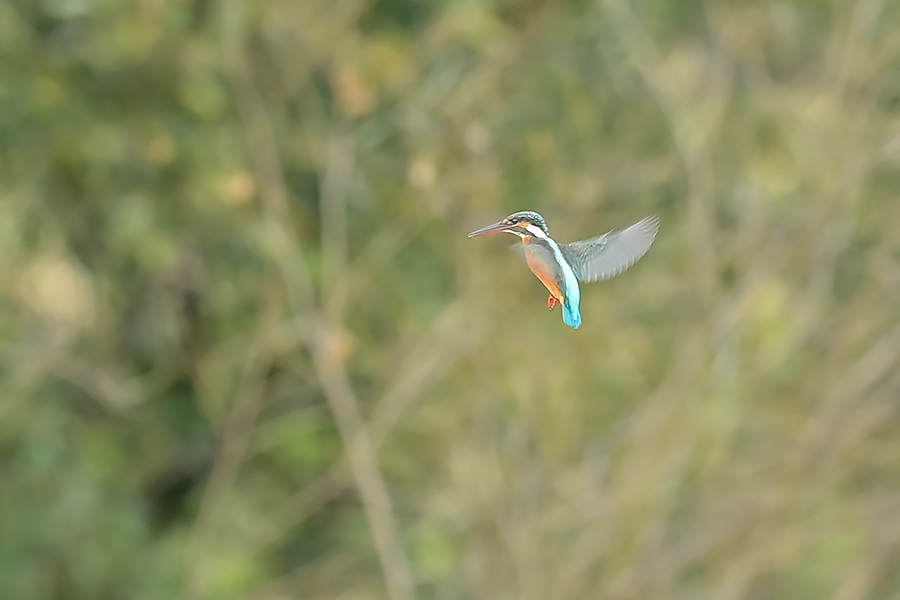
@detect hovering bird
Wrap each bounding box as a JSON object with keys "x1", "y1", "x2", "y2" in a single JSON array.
[{"x1": 468, "y1": 211, "x2": 659, "y2": 329}]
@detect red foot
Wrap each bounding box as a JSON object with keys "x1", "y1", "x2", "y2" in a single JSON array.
[{"x1": 547, "y1": 296, "x2": 560, "y2": 310}]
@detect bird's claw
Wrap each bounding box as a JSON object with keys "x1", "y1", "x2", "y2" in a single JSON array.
[{"x1": 547, "y1": 296, "x2": 560, "y2": 310}]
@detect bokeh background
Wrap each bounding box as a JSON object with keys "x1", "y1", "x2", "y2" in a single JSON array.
[{"x1": 4, "y1": 0, "x2": 900, "y2": 598}]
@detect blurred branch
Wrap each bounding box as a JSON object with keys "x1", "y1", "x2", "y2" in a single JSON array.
[
  {"x1": 835, "y1": 0, "x2": 886, "y2": 89},
  {"x1": 250, "y1": 297, "x2": 488, "y2": 558},
  {"x1": 321, "y1": 134, "x2": 354, "y2": 323},
  {"x1": 369, "y1": 300, "x2": 486, "y2": 442},
  {"x1": 186, "y1": 344, "x2": 268, "y2": 598},
  {"x1": 309, "y1": 335, "x2": 415, "y2": 600},
  {"x1": 219, "y1": 3, "x2": 415, "y2": 599}
]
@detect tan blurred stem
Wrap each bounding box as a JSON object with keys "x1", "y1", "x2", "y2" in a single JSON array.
[
  {"x1": 213, "y1": 2, "x2": 416, "y2": 600},
  {"x1": 321, "y1": 134, "x2": 353, "y2": 322},
  {"x1": 246, "y1": 298, "x2": 487, "y2": 558},
  {"x1": 310, "y1": 329, "x2": 415, "y2": 600}
]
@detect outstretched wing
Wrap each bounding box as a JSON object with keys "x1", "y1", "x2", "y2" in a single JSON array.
[{"x1": 559, "y1": 216, "x2": 659, "y2": 282}]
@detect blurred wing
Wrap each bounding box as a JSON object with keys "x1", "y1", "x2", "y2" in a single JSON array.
[{"x1": 559, "y1": 216, "x2": 659, "y2": 282}]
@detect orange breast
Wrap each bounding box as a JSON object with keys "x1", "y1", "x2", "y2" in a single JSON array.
[{"x1": 525, "y1": 249, "x2": 563, "y2": 301}]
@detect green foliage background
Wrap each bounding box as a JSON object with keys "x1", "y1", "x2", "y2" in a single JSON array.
[{"x1": 3, "y1": 0, "x2": 900, "y2": 598}]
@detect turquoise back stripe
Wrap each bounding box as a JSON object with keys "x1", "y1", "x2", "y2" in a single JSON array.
[{"x1": 546, "y1": 238, "x2": 582, "y2": 329}]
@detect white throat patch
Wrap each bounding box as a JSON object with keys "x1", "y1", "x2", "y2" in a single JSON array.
[{"x1": 524, "y1": 223, "x2": 548, "y2": 239}]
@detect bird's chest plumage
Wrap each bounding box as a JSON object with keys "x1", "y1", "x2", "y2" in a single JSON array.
[{"x1": 523, "y1": 239, "x2": 565, "y2": 301}]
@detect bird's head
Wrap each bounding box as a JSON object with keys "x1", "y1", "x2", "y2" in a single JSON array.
[{"x1": 467, "y1": 211, "x2": 549, "y2": 240}]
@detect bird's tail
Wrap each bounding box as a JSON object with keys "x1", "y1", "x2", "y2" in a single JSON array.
[{"x1": 562, "y1": 298, "x2": 581, "y2": 329}]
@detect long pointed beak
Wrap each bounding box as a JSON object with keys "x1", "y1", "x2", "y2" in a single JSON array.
[{"x1": 468, "y1": 221, "x2": 509, "y2": 238}]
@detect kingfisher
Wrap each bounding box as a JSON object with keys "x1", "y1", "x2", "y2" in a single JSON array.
[{"x1": 468, "y1": 211, "x2": 659, "y2": 329}]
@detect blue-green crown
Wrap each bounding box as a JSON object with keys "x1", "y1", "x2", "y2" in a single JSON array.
[{"x1": 505, "y1": 211, "x2": 548, "y2": 235}]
